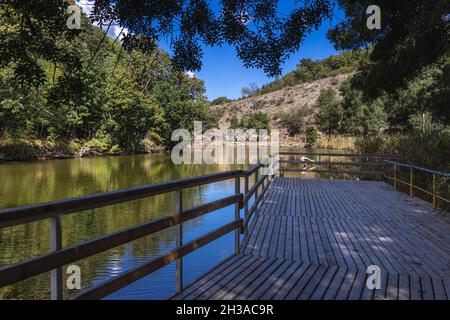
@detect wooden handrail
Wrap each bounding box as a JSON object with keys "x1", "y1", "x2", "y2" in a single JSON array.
[
  {"x1": 245, "y1": 163, "x2": 263, "y2": 176},
  {"x1": 0, "y1": 164, "x2": 268, "y2": 229},
  {"x1": 243, "y1": 175, "x2": 272, "y2": 232},
  {"x1": 0, "y1": 195, "x2": 242, "y2": 288},
  {"x1": 276, "y1": 152, "x2": 394, "y2": 179},
  {"x1": 0, "y1": 170, "x2": 247, "y2": 228},
  {"x1": 278, "y1": 152, "x2": 400, "y2": 158},
  {"x1": 243, "y1": 173, "x2": 267, "y2": 204},
  {"x1": 73, "y1": 220, "x2": 243, "y2": 300},
  {"x1": 279, "y1": 160, "x2": 385, "y2": 167},
  {"x1": 280, "y1": 168, "x2": 383, "y2": 176},
  {"x1": 0, "y1": 161, "x2": 275, "y2": 300},
  {"x1": 384, "y1": 160, "x2": 449, "y2": 209},
  {"x1": 384, "y1": 176, "x2": 450, "y2": 204},
  {"x1": 384, "y1": 160, "x2": 450, "y2": 177}
]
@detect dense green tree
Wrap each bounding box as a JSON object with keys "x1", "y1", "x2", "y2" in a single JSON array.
[
  {"x1": 103, "y1": 72, "x2": 165, "y2": 151},
  {"x1": 315, "y1": 88, "x2": 343, "y2": 138},
  {"x1": 339, "y1": 78, "x2": 387, "y2": 135},
  {"x1": 328, "y1": 1, "x2": 449, "y2": 96},
  {"x1": 0, "y1": 1, "x2": 80, "y2": 86},
  {"x1": 0, "y1": 4, "x2": 216, "y2": 153}
]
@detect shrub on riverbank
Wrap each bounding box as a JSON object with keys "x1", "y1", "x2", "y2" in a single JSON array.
[
  {"x1": 355, "y1": 126, "x2": 450, "y2": 211},
  {"x1": 314, "y1": 135, "x2": 356, "y2": 150},
  {"x1": 355, "y1": 128, "x2": 450, "y2": 172},
  {"x1": 0, "y1": 137, "x2": 164, "y2": 162}
]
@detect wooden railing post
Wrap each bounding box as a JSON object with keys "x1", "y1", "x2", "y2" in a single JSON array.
[
  {"x1": 176, "y1": 190, "x2": 183, "y2": 294},
  {"x1": 235, "y1": 177, "x2": 240, "y2": 254},
  {"x1": 394, "y1": 164, "x2": 397, "y2": 189},
  {"x1": 244, "y1": 176, "x2": 249, "y2": 235},
  {"x1": 254, "y1": 169, "x2": 259, "y2": 202},
  {"x1": 50, "y1": 216, "x2": 63, "y2": 300},
  {"x1": 409, "y1": 166, "x2": 413, "y2": 197},
  {"x1": 432, "y1": 174, "x2": 437, "y2": 208},
  {"x1": 261, "y1": 173, "x2": 265, "y2": 191}
]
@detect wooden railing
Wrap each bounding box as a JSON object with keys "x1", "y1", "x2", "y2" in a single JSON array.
[
  {"x1": 0, "y1": 164, "x2": 274, "y2": 300},
  {"x1": 278, "y1": 152, "x2": 400, "y2": 179},
  {"x1": 384, "y1": 160, "x2": 450, "y2": 209}
]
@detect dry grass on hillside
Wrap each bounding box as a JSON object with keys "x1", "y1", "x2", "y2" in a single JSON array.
[{"x1": 210, "y1": 73, "x2": 352, "y2": 147}]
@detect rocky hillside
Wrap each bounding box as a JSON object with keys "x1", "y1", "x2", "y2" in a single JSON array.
[{"x1": 210, "y1": 73, "x2": 352, "y2": 144}]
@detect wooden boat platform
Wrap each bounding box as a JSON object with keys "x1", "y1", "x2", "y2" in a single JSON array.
[{"x1": 173, "y1": 178, "x2": 450, "y2": 300}]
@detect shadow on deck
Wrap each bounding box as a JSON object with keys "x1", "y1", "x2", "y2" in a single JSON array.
[{"x1": 173, "y1": 178, "x2": 450, "y2": 300}]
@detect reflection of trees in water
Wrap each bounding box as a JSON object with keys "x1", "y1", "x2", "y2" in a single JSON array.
[{"x1": 0, "y1": 153, "x2": 243, "y2": 299}]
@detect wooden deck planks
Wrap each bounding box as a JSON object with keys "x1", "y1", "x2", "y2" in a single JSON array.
[{"x1": 172, "y1": 177, "x2": 450, "y2": 300}]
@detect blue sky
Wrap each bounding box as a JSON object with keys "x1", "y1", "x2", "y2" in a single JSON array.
[{"x1": 78, "y1": 1, "x2": 345, "y2": 100}]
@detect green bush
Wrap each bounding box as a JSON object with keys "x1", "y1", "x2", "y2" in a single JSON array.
[
  {"x1": 279, "y1": 109, "x2": 307, "y2": 136},
  {"x1": 239, "y1": 112, "x2": 271, "y2": 132},
  {"x1": 356, "y1": 126, "x2": 450, "y2": 173},
  {"x1": 82, "y1": 135, "x2": 113, "y2": 154},
  {"x1": 68, "y1": 139, "x2": 82, "y2": 154},
  {"x1": 210, "y1": 96, "x2": 231, "y2": 105}
]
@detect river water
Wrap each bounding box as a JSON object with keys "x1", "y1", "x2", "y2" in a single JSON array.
[{"x1": 0, "y1": 149, "x2": 322, "y2": 299}]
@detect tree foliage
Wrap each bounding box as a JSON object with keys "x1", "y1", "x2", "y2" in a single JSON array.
[
  {"x1": 257, "y1": 50, "x2": 364, "y2": 95},
  {"x1": 328, "y1": 1, "x2": 449, "y2": 95},
  {"x1": 230, "y1": 112, "x2": 270, "y2": 132},
  {"x1": 211, "y1": 96, "x2": 232, "y2": 105},
  {"x1": 331, "y1": 1, "x2": 449, "y2": 135},
  {"x1": 0, "y1": 6, "x2": 216, "y2": 152},
  {"x1": 314, "y1": 88, "x2": 343, "y2": 138},
  {"x1": 1, "y1": 0, "x2": 337, "y2": 79},
  {"x1": 279, "y1": 109, "x2": 308, "y2": 136}
]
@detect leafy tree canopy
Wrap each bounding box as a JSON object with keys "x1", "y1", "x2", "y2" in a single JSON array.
[
  {"x1": 329, "y1": 0, "x2": 450, "y2": 95},
  {"x1": 1, "y1": 0, "x2": 336, "y2": 81},
  {"x1": 3, "y1": 0, "x2": 448, "y2": 85}
]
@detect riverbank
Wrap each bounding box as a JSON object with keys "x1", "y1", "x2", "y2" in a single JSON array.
[
  {"x1": 0, "y1": 138, "x2": 166, "y2": 162},
  {"x1": 0, "y1": 136, "x2": 358, "y2": 162}
]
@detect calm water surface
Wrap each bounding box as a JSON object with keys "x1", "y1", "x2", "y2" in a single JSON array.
[{"x1": 0, "y1": 149, "x2": 328, "y2": 299}]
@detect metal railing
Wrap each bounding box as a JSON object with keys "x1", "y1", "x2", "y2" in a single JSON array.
[
  {"x1": 0, "y1": 164, "x2": 273, "y2": 300},
  {"x1": 384, "y1": 160, "x2": 450, "y2": 209},
  {"x1": 278, "y1": 152, "x2": 400, "y2": 179}
]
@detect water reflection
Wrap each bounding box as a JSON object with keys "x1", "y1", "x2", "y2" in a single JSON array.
[
  {"x1": 0, "y1": 152, "x2": 249, "y2": 299},
  {"x1": 0, "y1": 148, "x2": 331, "y2": 299}
]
